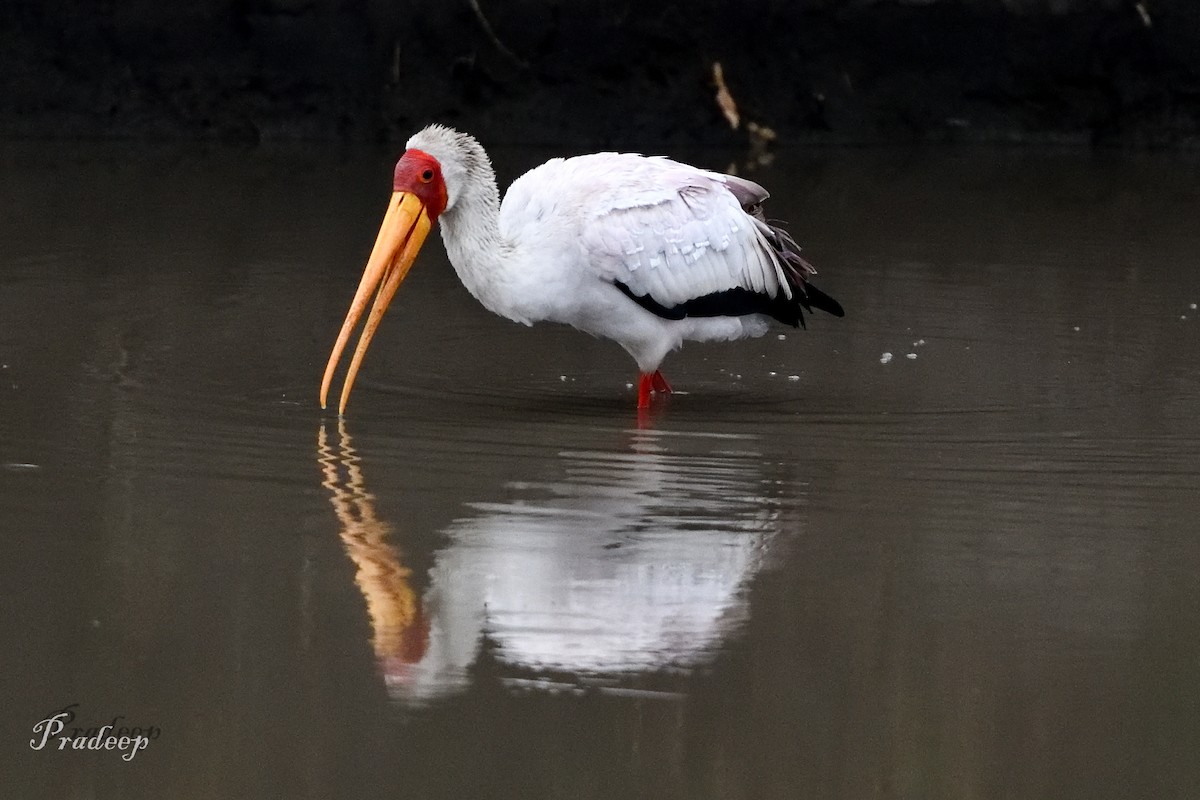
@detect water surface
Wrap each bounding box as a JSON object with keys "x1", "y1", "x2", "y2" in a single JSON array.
[{"x1": 1, "y1": 142, "x2": 1198, "y2": 799}]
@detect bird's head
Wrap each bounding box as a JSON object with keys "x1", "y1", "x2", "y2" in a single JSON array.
[
  {"x1": 320, "y1": 125, "x2": 489, "y2": 414},
  {"x1": 399, "y1": 124, "x2": 492, "y2": 215}
]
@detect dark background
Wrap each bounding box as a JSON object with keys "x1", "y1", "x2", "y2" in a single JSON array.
[{"x1": 2, "y1": 0, "x2": 1198, "y2": 147}]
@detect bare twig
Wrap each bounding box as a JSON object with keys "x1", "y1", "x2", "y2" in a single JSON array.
[
  {"x1": 712, "y1": 62, "x2": 740, "y2": 130},
  {"x1": 467, "y1": 0, "x2": 530, "y2": 69},
  {"x1": 1134, "y1": 1, "x2": 1153, "y2": 28},
  {"x1": 712, "y1": 63, "x2": 776, "y2": 171},
  {"x1": 746, "y1": 121, "x2": 776, "y2": 170}
]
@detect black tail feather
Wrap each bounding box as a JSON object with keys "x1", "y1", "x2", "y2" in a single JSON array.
[
  {"x1": 765, "y1": 220, "x2": 844, "y2": 324},
  {"x1": 801, "y1": 282, "x2": 845, "y2": 318}
]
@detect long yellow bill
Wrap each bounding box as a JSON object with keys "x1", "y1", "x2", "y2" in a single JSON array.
[{"x1": 321, "y1": 191, "x2": 432, "y2": 414}]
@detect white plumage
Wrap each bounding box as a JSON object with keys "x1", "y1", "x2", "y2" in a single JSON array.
[{"x1": 322, "y1": 124, "x2": 843, "y2": 412}]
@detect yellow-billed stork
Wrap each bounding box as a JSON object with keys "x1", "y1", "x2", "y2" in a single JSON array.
[{"x1": 321, "y1": 125, "x2": 844, "y2": 413}]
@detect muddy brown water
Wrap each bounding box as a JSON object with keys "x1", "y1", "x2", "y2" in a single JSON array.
[{"x1": 1, "y1": 141, "x2": 1198, "y2": 799}]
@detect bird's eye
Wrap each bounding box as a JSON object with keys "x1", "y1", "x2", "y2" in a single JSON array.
[{"x1": 420, "y1": 168, "x2": 434, "y2": 183}]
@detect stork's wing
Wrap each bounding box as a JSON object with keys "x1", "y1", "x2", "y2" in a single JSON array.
[
  {"x1": 575, "y1": 159, "x2": 786, "y2": 304},
  {"x1": 563, "y1": 155, "x2": 841, "y2": 326}
]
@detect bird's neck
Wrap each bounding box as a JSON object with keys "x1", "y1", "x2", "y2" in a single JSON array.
[{"x1": 438, "y1": 170, "x2": 526, "y2": 323}]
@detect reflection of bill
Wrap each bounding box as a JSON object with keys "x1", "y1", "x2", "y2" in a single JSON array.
[
  {"x1": 317, "y1": 420, "x2": 430, "y2": 685},
  {"x1": 319, "y1": 422, "x2": 785, "y2": 704}
]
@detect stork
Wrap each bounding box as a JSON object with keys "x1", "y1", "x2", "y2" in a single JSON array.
[{"x1": 321, "y1": 125, "x2": 844, "y2": 413}]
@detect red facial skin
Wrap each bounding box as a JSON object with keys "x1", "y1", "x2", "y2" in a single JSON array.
[{"x1": 393, "y1": 149, "x2": 448, "y2": 221}]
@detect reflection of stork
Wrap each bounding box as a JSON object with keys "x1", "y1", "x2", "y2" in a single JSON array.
[
  {"x1": 318, "y1": 423, "x2": 791, "y2": 704},
  {"x1": 317, "y1": 420, "x2": 429, "y2": 685}
]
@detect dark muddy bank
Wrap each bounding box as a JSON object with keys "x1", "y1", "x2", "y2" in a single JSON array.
[{"x1": 2, "y1": 0, "x2": 1198, "y2": 147}]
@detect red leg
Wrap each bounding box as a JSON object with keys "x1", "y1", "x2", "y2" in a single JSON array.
[
  {"x1": 651, "y1": 370, "x2": 672, "y2": 394},
  {"x1": 637, "y1": 373, "x2": 653, "y2": 408}
]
